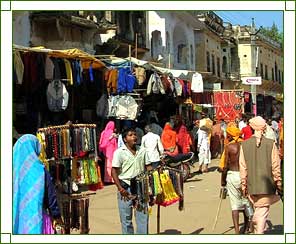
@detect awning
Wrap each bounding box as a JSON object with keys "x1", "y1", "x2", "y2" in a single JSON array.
[{"x1": 13, "y1": 44, "x2": 106, "y2": 69}]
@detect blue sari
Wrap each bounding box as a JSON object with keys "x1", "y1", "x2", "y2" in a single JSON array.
[{"x1": 13, "y1": 134, "x2": 45, "y2": 234}]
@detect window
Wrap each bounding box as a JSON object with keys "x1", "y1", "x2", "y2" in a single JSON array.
[
  {"x1": 275, "y1": 62, "x2": 278, "y2": 81},
  {"x1": 206, "y1": 51, "x2": 211, "y2": 72},
  {"x1": 278, "y1": 70, "x2": 281, "y2": 83},
  {"x1": 212, "y1": 54, "x2": 216, "y2": 75},
  {"x1": 265, "y1": 65, "x2": 268, "y2": 79},
  {"x1": 217, "y1": 57, "x2": 220, "y2": 77},
  {"x1": 260, "y1": 63, "x2": 263, "y2": 77},
  {"x1": 272, "y1": 68, "x2": 274, "y2": 81},
  {"x1": 151, "y1": 30, "x2": 162, "y2": 59},
  {"x1": 166, "y1": 31, "x2": 170, "y2": 53},
  {"x1": 243, "y1": 54, "x2": 247, "y2": 58},
  {"x1": 222, "y1": 56, "x2": 227, "y2": 73},
  {"x1": 223, "y1": 48, "x2": 226, "y2": 52},
  {"x1": 177, "y1": 44, "x2": 186, "y2": 63}
]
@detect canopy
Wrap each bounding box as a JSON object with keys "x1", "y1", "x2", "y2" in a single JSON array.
[
  {"x1": 13, "y1": 44, "x2": 106, "y2": 69},
  {"x1": 102, "y1": 56, "x2": 201, "y2": 79}
]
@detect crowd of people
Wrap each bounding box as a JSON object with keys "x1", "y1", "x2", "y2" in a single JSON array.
[{"x1": 12, "y1": 112, "x2": 284, "y2": 235}]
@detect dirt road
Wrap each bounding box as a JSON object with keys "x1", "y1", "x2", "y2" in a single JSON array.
[{"x1": 87, "y1": 158, "x2": 283, "y2": 235}]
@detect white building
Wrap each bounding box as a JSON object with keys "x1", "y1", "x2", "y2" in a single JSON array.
[{"x1": 145, "y1": 11, "x2": 200, "y2": 70}]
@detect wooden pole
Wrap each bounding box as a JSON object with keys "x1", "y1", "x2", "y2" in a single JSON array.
[
  {"x1": 135, "y1": 33, "x2": 138, "y2": 59},
  {"x1": 157, "y1": 204, "x2": 160, "y2": 234},
  {"x1": 212, "y1": 197, "x2": 223, "y2": 231},
  {"x1": 129, "y1": 45, "x2": 131, "y2": 60}
]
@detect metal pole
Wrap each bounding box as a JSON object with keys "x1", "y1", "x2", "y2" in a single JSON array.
[
  {"x1": 135, "y1": 33, "x2": 138, "y2": 59},
  {"x1": 250, "y1": 18, "x2": 257, "y2": 115},
  {"x1": 157, "y1": 204, "x2": 160, "y2": 234},
  {"x1": 249, "y1": 18, "x2": 261, "y2": 116}
]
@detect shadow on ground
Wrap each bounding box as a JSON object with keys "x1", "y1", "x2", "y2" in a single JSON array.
[
  {"x1": 160, "y1": 229, "x2": 182, "y2": 234},
  {"x1": 190, "y1": 228, "x2": 204, "y2": 234},
  {"x1": 222, "y1": 220, "x2": 284, "y2": 235},
  {"x1": 265, "y1": 220, "x2": 284, "y2": 234}
]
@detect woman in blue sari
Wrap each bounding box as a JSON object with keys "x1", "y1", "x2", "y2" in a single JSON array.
[{"x1": 13, "y1": 134, "x2": 62, "y2": 234}]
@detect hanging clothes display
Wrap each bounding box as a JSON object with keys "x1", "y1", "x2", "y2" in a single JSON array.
[
  {"x1": 62, "y1": 197, "x2": 90, "y2": 234},
  {"x1": 131, "y1": 165, "x2": 184, "y2": 214},
  {"x1": 37, "y1": 123, "x2": 100, "y2": 235}
]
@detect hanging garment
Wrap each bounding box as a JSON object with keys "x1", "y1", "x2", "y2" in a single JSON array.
[
  {"x1": 135, "y1": 67, "x2": 146, "y2": 85},
  {"x1": 191, "y1": 72, "x2": 203, "y2": 93},
  {"x1": 46, "y1": 80, "x2": 69, "y2": 112},
  {"x1": 117, "y1": 68, "x2": 136, "y2": 93},
  {"x1": 106, "y1": 69, "x2": 118, "y2": 94},
  {"x1": 13, "y1": 50, "x2": 24, "y2": 84},
  {"x1": 156, "y1": 171, "x2": 180, "y2": 207},
  {"x1": 147, "y1": 73, "x2": 166, "y2": 95},
  {"x1": 64, "y1": 59, "x2": 73, "y2": 85},
  {"x1": 96, "y1": 94, "x2": 109, "y2": 118},
  {"x1": 116, "y1": 95, "x2": 139, "y2": 120}
]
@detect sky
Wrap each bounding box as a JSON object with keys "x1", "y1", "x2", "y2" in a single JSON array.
[{"x1": 214, "y1": 11, "x2": 283, "y2": 32}]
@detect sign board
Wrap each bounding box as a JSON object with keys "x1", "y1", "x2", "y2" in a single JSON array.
[
  {"x1": 213, "y1": 83, "x2": 221, "y2": 90},
  {"x1": 241, "y1": 76, "x2": 262, "y2": 85}
]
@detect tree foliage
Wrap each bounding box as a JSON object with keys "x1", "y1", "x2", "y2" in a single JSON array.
[{"x1": 260, "y1": 22, "x2": 283, "y2": 45}]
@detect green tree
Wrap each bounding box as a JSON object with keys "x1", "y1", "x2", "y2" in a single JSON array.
[{"x1": 260, "y1": 22, "x2": 283, "y2": 45}]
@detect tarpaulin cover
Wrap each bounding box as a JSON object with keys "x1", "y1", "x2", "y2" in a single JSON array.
[
  {"x1": 13, "y1": 45, "x2": 106, "y2": 69},
  {"x1": 213, "y1": 90, "x2": 243, "y2": 122}
]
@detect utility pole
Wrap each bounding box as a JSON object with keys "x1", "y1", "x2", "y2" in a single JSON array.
[{"x1": 248, "y1": 18, "x2": 261, "y2": 115}]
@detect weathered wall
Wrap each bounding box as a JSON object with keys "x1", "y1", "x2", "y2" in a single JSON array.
[{"x1": 13, "y1": 11, "x2": 31, "y2": 46}]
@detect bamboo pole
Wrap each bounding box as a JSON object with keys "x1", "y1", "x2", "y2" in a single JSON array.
[{"x1": 157, "y1": 204, "x2": 160, "y2": 234}]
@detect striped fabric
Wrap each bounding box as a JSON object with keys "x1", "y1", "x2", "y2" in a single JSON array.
[{"x1": 13, "y1": 134, "x2": 45, "y2": 234}]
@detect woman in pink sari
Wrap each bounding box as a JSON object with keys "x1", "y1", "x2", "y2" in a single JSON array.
[{"x1": 99, "y1": 121, "x2": 118, "y2": 183}]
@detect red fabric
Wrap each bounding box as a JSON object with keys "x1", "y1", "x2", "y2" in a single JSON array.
[
  {"x1": 161, "y1": 75, "x2": 171, "y2": 92},
  {"x1": 213, "y1": 91, "x2": 242, "y2": 122},
  {"x1": 161, "y1": 123, "x2": 178, "y2": 153},
  {"x1": 177, "y1": 125, "x2": 192, "y2": 153},
  {"x1": 241, "y1": 125, "x2": 253, "y2": 140}
]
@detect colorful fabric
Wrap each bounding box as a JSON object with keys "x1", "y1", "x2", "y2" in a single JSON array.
[
  {"x1": 177, "y1": 125, "x2": 192, "y2": 153},
  {"x1": 42, "y1": 211, "x2": 55, "y2": 234},
  {"x1": 226, "y1": 126, "x2": 242, "y2": 142},
  {"x1": 157, "y1": 171, "x2": 180, "y2": 207},
  {"x1": 241, "y1": 125, "x2": 253, "y2": 140},
  {"x1": 99, "y1": 121, "x2": 118, "y2": 159},
  {"x1": 13, "y1": 134, "x2": 45, "y2": 234},
  {"x1": 161, "y1": 123, "x2": 178, "y2": 154}
]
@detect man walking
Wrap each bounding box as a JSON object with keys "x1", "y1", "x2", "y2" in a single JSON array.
[
  {"x1": 220, "y1": 126, "x2": 253, "y2": 234},
  {"x1": 239, "y1": 116, "x2": 283, "y2": 234},
  {"x1": 111, "y1": 127, "x2": 151, "y2": 234},
  {"x1": 141, "y1": 124, "x2": 164, "y2": 169}
]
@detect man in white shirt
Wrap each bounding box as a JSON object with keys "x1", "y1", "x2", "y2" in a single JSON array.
[
  {"x1": 197, "y1": 128, "x2": 211, "y2": 173},
  {"x1": 141, "y1": 125, "x2": 164, "y2": 168},
  {"x1": 238, "y1": 114, "x2": 247, "y2": 130}
]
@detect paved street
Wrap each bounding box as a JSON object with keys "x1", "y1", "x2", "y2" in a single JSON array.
[{"x1": 87, "y1": 158, "x2": 283, "y2": 235}]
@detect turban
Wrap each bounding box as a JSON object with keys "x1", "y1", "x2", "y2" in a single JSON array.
[
  {"x1": 249, "y1": 116, "x2": 266, "y2": 131},
  {"x1": 226, "y1": 126, "x2": 241, "y2": 142}
]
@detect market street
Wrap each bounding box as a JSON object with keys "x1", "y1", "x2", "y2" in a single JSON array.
[{"x1": 87, "y1": 158, "x2": 283, "y2": 235}]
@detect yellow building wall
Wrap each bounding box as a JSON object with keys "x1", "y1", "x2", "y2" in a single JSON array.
[{"x1": 238, "y1": 44, "x2": 253, "y2": 77}]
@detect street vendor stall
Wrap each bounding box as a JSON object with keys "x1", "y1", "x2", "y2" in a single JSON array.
[{"x1": 37, "y1": 123, "x2": 103, "y2": 234}]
